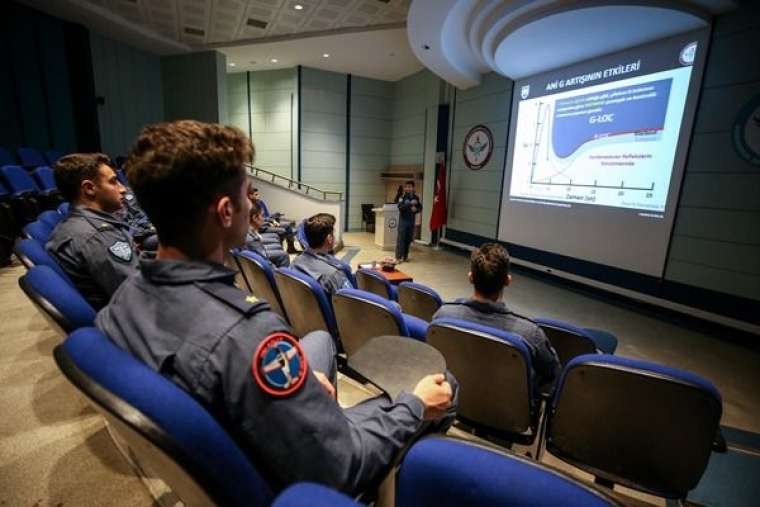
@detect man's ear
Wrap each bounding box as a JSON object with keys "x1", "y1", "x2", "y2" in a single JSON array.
[
  {"x1": 216, "y1": 196, "x2": 234, "y2": 228},
  {"x1": 81, "y1": 179, "x2": 96, "y2": 199},
  {"x1": 468, "y1": 271, "x2": 474, "y2": 284},
  {"x1": 505, "y1": 274, "x2": 512, "y2": 287}
]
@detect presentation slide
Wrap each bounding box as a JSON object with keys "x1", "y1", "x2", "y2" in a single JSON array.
[{"x1": 498, "y1": 30, "x2": 709, "y2": 277}]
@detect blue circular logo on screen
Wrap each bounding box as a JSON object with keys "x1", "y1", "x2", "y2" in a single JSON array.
[{"x1": 732, "y1": 95, "x2": 760, "y2": 167}]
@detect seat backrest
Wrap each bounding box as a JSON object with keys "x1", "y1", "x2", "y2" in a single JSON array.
[
  {"x1": 295, "y1": 220, "x2": 309, "y2": 249},
  {"x1": 272, "y1": 483, "x2": 360, "y2": 507},
  {"x1": 116, "y1": 168, "x2": 128, "y2": 186},
  {"x1": 14, "y1": 238, "x2": 74, "y2": 284},
  {"x1": 0, "y1": 165, "x2": 40, "y2": 195},
  {"x1": 427, "y1": 318, "x2": 535, "y2": 439},
  {"x1": 332, "y1": 288, "x2": 407, "y2": 357},
  {"x1": 546, "y1": 354, "x2": 723, "y2": 499},
  {"x1": 45, "y1": 150, "x2": 63, "y2": 165},
  {"x1": 274, "y1": 268, "x2": 336, "y2": 337},
  {"x1": 55, "y1": 328, "x2": 273, "y2": 507},
  {"x1": 23, "y1": 220, "x2": 53, "y2": 244},
  {"x1": 0, "y1": 147, "x2": 16, "y2": 166},
  {"x1": 356, "y1": 268, "x2": 394, "y2": 300},
  {"x1": 17, "y1": 147, "x2": 48, "y2": 168},
  {"x1": 57, "y1": 201, "x2": 70, "y2": 215},
  {"x1": 398, "y1": 282, "x2": 442, "y2": 322},
  {"x1": 19, "y1": 265, "x2": 95, "y2": 335},
  {"x1": 535, "y1": 317, "x2": 598, "y2": 366},
  {"x1": 397, "y1": 437, "x2": 623, "y2": 507},
  {"x1": 38, "y1": 209, "x2": 63, "y2": 229},
  {"x1": 236, "y1": 250, "x2": 288, "y2": 321},
  {"x1": 32, "y1": 166, "x2": 56, "y2": 191}
]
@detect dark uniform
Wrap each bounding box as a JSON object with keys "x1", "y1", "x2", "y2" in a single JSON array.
[
  {"x1": 396, "y1": 192, "x2": 421, "y2": 261},
  {"x1": 117, "y1": 190, "x2": 158, "y2": 251},
  {"x1": 433, "y1": 298, "x2": 560, "y2": 395},
  {"x1": 291, "y1": 250, "x2": 352, "y2": 296},
  {"x1": 46, "y1": 207, "x2": 138, "y2": 309},
  {"x1": 96, "y1": 259, "x2": 431, "y2": 495},
  {"x1": 244, "y1": 229, "x2": 290, "y2": 268}
]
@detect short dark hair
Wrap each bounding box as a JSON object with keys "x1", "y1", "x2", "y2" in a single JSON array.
[
  {"x1": 304, "y1": 213, "x2": 335, "y2": 248},
  {"x1": 470, "y1": 243, "x2": 510, "y2": 296},
  {"x1": 405, "y1": 180, "x2": 415, "y2": 187},
  {"x1": 125, "y1": 120, "x2": 253, "y2": 248},
  {"x1": 54, "y1": 153, "x2": 113, "y2": 202}
]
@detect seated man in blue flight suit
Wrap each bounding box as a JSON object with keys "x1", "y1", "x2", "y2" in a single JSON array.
[
  {"x1": 291, "y1": 213, "x2": 353, "y2": 296},
  {"x1": 433, "y1": 243, "x2": 561, "y2": 397},
  {"x1": 96, "y1": 119, "x2": 455, "y2": 496},
  {"x1": 47, "y1": 153, "x2": 138, "y2": 309},
  {"x1": 245, "y1": 200, "x2": 290, "y2": 268},
  {"x1": 247, "y1": 184, "x2": 298, "y2": 253}
]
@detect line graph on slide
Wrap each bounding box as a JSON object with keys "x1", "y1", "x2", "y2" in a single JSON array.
[{"x1": 508, "y1": 67, "x2": 693, "y2": 212}]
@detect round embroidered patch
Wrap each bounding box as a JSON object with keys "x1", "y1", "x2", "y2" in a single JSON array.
[{"x1": 252, "y1": 333, "x2": 308, "y2": 397}]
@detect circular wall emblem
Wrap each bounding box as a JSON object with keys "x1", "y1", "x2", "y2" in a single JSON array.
[
  {"x1": 732, "y1": 95, "x2": 760, "y2": 167},
  {"x1": 463, "y1": 125, "x2": 494, "y2": 170}
]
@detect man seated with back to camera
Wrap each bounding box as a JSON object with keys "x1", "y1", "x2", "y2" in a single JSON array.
[
  {"x1": 47, "y1": 153, "x2": 138, "y2": 309},
  {"x1": 290, "y1": 213, "x2": 353, "y2": 296},
  {"x1": 433, "y1": 243, "x2": 561, "y2": 397},
  {"x1": 96, "y1": 119, "x2": 456, "y2": 496},
  {"x1": 245, "y1": 200, "x2": 290, "y2": 268}
]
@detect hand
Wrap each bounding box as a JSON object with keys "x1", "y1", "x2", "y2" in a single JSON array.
[
  {"x1": 413, "y1": 373, "x2": 453, "y2": 421},
  {"x1": 313, "y1": 371, "x2": 336, "y2": 400},
  {"x1": 411, "y1": 206, "x2": 417, "y2": 213}
]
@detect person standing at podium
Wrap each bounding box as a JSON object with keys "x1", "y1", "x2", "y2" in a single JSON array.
[{"x1": 395, "y1": 180, "x2": 421, "y2": 263}]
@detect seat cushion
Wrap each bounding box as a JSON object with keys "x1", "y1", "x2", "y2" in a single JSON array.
[{"x1": 582, "y1": 328, "x2": 618, "y2": 354}]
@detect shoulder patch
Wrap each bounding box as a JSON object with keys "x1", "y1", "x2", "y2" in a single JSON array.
[
  {"x1": 108, "y1": 240, "x2": 133, "y2": 263},
  {"x1": 252, "y1": 333, "x2": 308, "y2": 397}
]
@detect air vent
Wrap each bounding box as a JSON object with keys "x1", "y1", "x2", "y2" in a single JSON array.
[
  {"x1": 246, "y1": 18, "x2": 268, "y2": 29},
  {"x1": 184, "y1": 26, "x2": 205, "y2": 36}
]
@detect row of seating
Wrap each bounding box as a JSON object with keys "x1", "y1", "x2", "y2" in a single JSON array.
[{"x1": 0, "y1": 146, "x2": 62, "y2": 169}]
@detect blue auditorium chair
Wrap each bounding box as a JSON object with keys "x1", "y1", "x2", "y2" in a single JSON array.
[
  {"x1": 398, "y1": 281, "x2": 442, "y2": 322},
  {"x1": 356, "y1": 268, "x2": 398, "y2": 300},
  {"x1": 0, "y1": 147, "x2": 16, "y2": 166},
  {"x1": 19, "y1": 265, "x2": 95, "y2": 335},
  {"x1": 427, "y1": 318, "x2": 539, "y2": 443},
  {"x1": 274, "y1": 267, "x2": 338, "y2": 339},
  {"x1": 295, "y1": 220, "x2": 309, "y2": 250},
  {"x1": 23, "y1": 220, "x2": 53, "y2": 245},
  {"x1": 272, "y1": 483, "x2": 360, "y2": 507},
  {"x1": 0, "y1": 182, "x2": 17, "y2": 261},
  {"x1": 45, "y1": 150, "x2": 63, "y2": 165},
  {"x1": 116, "y1": 168, "x2": 128, "y2": 186},
  {"x1": 38, "y1": 209, "x2": 64, "y2": 229},
  {"x1": 542, "y1": 354, "x2": 724, "y2": 501},
  {"x1": 535, "y1": 317, "x2": 618, "y2": 366},
  {"x1": 0, "y1": 165, "x2": 42, "y2": 224},
  {"x1": 13, "y1": 238, "x2": 73, "y2": 284},
  {"x1": 32, "y1": 166, "x2": 58, "y2": 193},
  {"x1": 54, "y1": 327, "x2": 274, "y2": 507},
  {"x1": 57, "y1": 201, "x2": 70, "y2": 215},
  {"x1": 17, "y1": 147, "x2": 47, "y2": 169},
  {"x1": 332, "y1": 288, "x2": 428, "y2": 357},
  {"x1": 234, "y1": 250, "x2": 288, "y2": 321},
  {"x1": 397, "y1": 437, "x2": 623, "y2": 507}
]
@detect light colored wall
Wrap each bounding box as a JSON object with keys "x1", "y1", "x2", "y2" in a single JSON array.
[
  {"x1": 446, "y1": 72, "x2": 512, "y2": 239},
  {"x1": 349, "y1": 76, "x2": 393, "y2": 230},
  {"x1": 90, "y1": 32, "x2": 163, "y2": 157},
  {"x1": 162, "y1": 51, "x2": 226, "y2": 123},
  {"x1": 300, "y1": 67, "x2": 347, "y2": 196},
  {"x1": 663, "y1": 5, "x2": 760, "y2": 301}
]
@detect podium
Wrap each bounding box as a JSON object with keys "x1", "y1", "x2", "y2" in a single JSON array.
[{"x1": 373, "y1": 204, "x2": 399, "y2": 250}]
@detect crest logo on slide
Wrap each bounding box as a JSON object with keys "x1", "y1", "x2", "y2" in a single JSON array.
[
  {"x1": 521, "y1": 85, "x2": 530, "y2": 99},
  {"x1": 679, "y1": 41, "x2": 697, "y2": 66}
]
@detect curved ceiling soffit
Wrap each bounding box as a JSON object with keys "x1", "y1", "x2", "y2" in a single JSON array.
[
  {"x1": 479, "y1": 0, "x2": 555, "y2": 70},
  {"x1": 442, "y1": 1, "x2": 482, "y2": 81},
  {"x1": 466, "y1": 0, "x2": 502, "y2": 72}
]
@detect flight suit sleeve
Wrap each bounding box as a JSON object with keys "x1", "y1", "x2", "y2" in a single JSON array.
[
  {"x1": 214, "y1": 315, "x2": 426, "y2": 496},
  {"x1": 80, "y1": 233, "x2": 138, "y2": 297},
  {"x1": 412, "y1": 194, "x2": 422, "y2": 213}
]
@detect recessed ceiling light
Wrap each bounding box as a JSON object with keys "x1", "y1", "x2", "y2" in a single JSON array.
[
  {"x1": 294, "y1": 4, "x2": 303, "y2": 10},
  {"x1": 229, "y1": 62, "x2": 236, "y2": 67},
  {"x1": 322, "y1": 53, "x2": 329, "y2": 58},
  {"x1": 270, "y1": 58, "x2": 279, "y2": 63}
]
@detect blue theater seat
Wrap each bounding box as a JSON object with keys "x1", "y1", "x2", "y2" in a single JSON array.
[
  {"x1": 272, "y1": 483, "x2": 359, "y2": 507},
  {"x1": 13, "y1": 238, "x2": 73, "y2": 284},
  {"x1": 32, "y1": 166, "x2": 57, "y2": 192},
  {"x1": 398, "y1": 281, "x2": 442, "y2": 322},
  {"x1": 23, "y1": 220, "x2": 53, "y2": 245},
  {"x1": 0, "y1": 165, "x2": 41, "y2": 224},
  {"x1": 19, "y1": 265, "x2": 95, "y2": 334},
  {"x1": 116, "y1": 168, "x2": 128, "y2": 186},
  {"x1": 54, "y1": 328, "x2": 273, "y2": 507},
  {"x1": 397, "y1": 437, "x2": 623, "y2": 507},
  {"x1": 57, "y1": 201, "x2": 70, "y2": 215},
  {"x1": 295, "y1": 220, "x2": 309, "y2": 250},
  {"x1": 45, "y1": 150, "x2": 63, "y2": 165},
  {"x1": 17, "y1": 147, "x2": 47, "y2": 168},
  {"x1": 427, "y1": 318, "x2": 539, "y2": 443},
  {"x1": 535, "y1": 317, "x2": 618, "y2": 366},
  {"x1": 234, "y1": 249, "x2": 288, "y2": 321},
  {"x1": 543, "y1": 354, "x2": 723, "y2": 500},
  {"x1": 0, "y1": 184, "x2": 16, "y2": 264},
  {"x1": 332, "y1": 288, "x2": 428, "y2": 357},
  {"x1": 38, "y1": 209, "x2": 64, "y2": 229},
  {"x1": 356, "y1": 268, "x2": 398, "y2": 300},
  {"x1": 274, "y1": 267, "x2": 338, "y2": 339},
  {"x1": 0, "y1": 147, "x2": 16, "y2": 166}
]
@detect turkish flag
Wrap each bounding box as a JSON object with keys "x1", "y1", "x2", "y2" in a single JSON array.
[{"x1": 429, "y1": 160, "x2": 447, "y2": 231}]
